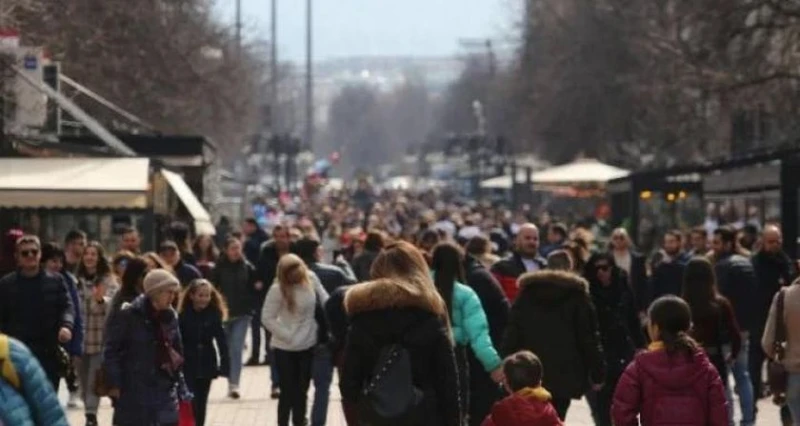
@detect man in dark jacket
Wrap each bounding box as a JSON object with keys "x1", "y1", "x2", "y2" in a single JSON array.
[
  {"x1": 463, "y1": 253, "x2": 509, "y2": 426},
  {"x1": 712, "y1": 225, "x2": 757, "y2": 425},
  {"x1": 491, "y1": 223, "x2": 547, "y2": 302},
  {"x1": 0, "y1": 235, "x2": 75, "y2": 388},
  {"x1": 158, "y1": 240, "x2": 202, "y2": 287},
  {"x1": 649, "y1": 229, "x2": 689, "y2": 304},
  {"x1": 242, "y1": 218, "x2": 268, "y2": 266},
  {"x1": 750, "y1": 225, "x2": 797, "y2": 401},
  {"x1": 502, "y1": 252, "x2": 605, "y2": 421}
]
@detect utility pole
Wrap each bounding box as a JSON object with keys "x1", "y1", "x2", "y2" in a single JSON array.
[
  {"x1": 235, "y1": 0, "x2": 242, "y2": 58},
  {"x1": 305, "y1": 0, "x2": 314, "y2": 151},
  {"x1": 271, "y1": 0, "x2": 279, "y2": 132}
]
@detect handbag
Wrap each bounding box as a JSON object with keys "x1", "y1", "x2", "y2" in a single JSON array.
[
  {"x1": 93, "y1": 366, "x2": 109, "y2": 397},
  {"x1": 178, "y1": 400, "x2": 195, "y2": 426},
  {"x1": 768, "y1": 288, "x2": 788, "y2": 405}
]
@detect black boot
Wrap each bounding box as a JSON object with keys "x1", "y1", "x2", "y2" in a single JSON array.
[{"x1": 85, "y1": 414, "x2": 98, "y2": 426}]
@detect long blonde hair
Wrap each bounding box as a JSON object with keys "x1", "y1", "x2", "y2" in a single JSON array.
[
  {"x1": 370, "y1": 242, "x2": 448, "y2": 320},
  {"x1": 276, "y1": 254, "x2": 311, "y2": 313}
]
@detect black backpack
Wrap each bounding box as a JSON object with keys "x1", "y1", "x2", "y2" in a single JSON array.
[{"x1": 358, "y1": 343, "x2": 423, "y2": 425}]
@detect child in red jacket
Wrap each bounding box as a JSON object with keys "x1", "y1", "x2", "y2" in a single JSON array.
[
  {"x1": 482, "y1": 351, "x2": 563, "y2": 426},
  {"x1": 612, "y1": 295, "x2": 728, "y2": 426}
]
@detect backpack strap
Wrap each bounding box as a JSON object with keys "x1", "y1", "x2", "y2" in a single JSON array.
[{"x1": 0, "y1": 334, "x2": 20, "y2": 390}]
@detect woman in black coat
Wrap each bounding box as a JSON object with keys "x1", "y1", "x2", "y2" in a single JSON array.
[
  {"x1": 462, "y1": 253, "x2": 509, "y2": 426},
  {"x1": 583, "y1": 252, "x2": 646, "y2": 426},
  {"x1": 341, "y1": 242, "x2": 461, "y2": 426}
]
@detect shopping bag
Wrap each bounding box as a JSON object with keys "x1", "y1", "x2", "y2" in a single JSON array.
[{"x1": 178, "y1": 400, "x2": 195, "y2": 426}]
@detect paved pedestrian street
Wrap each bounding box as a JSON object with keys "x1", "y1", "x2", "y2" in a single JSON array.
[{"x1": 61, "y1": 365, "x2": 785, "y2": 425}]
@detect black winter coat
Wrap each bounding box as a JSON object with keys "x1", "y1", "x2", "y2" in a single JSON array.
[
  {"x1": 752, "y1": 250, "x2": 797, "y2": 333},
  {"x1": 0, "y1": 270, "x2": 74, "y2": 377},
  {"x1": 324, "y1": 285, "x2": 351, "y2": 357},
  {"x1": 502, "y1": 270, "x2": 605, "y2": 399},
  {"x1": 463, "y1": 255, "x2": 508, "y2": 348},
  {"x1": 462, "y1": 255, "x2": 509, "y2": 426},
  {"x1": 648, "y1": 253, "x2": 689, "y2": 306},
  {"x1": 585, "y1": 265, "x2": 646, "y2": 379},
  {"x1": 342, "y1": 279, "x2": 462, "y2": 426},
  {"x1": 351, "y1": 250, "x2": 380, "y2": 282},
  {"x1": 255, "y1": 241, "x2": 282, "y2": 304},
  {"x1": 310, "y1": 262, "x2": 356, "y2": 295},
  {"x1": 211, "y1": 257, "x2": 257, "y2": 318},
  {"x1": 714, "y1": 253, "x2": 758, "y2": 332},
  {"x1": 179, "y1": 306, "x2": 230, "y2": 380}
]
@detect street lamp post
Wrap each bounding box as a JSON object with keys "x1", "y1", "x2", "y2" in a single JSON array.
[{"x1": 305, "y1": 0, "x2": 314, "y2": 151}]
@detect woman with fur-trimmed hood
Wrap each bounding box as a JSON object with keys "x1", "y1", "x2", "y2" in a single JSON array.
[
  {"x1": 502, "y1": 250, "x2": 605, "y2": 421},
  {"x1": 341, "y1": 242, "x2": 462, "y2": 426}
]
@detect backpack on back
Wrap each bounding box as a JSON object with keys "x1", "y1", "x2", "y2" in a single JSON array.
[
  {"x1": 358, "y1": 343, "x2": 423, "y2": 426},
  {"x1": 0, "y1": 334, "x2": 21, "y2": 390}
]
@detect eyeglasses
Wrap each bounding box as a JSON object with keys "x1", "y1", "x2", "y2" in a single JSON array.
[{"x1": 20, "y1": 249, "x2": 39, "y2": 258}]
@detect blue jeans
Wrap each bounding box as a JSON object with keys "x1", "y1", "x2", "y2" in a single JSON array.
[
  {"x1": 225, "y1": 316, "x2": 251, "y2": 388},
  {"x1": 725, "y1": 335, "x2": 755, "y2": 426},
  {"x1": 269, "y1": 345, "x2": 280, "y2": 388},
  {"x1": 787, "y1": 373, "x2": 800, "y2": 426},
  {"x1": 311, "y1": 345, "x2": 333, "y2": 426}
]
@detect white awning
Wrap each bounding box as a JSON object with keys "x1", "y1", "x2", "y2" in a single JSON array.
[
  {"x1": 532, "y1": 159, "x2": 629, "y2": 184},
  {"x1": 161, "y1": 169, "x2": 215, "y2": 236},
  {"x1": 0, "y1": 158, "x2": 150, "y2": 208}
]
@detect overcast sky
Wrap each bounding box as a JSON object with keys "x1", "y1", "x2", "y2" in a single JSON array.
[{"x1": 217, "y1": 0, "x2": 516, "y2": 62}]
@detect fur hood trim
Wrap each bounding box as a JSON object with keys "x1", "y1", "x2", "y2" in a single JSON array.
[
  {"x1": 518, "y1": 270, "x2": 589, "y2": 293},
  {"x1": 344, "y1": 278, "x2": 445, "y2": 316}
]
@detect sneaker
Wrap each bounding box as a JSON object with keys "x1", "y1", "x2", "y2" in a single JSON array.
[
  {"x1": 85, "y1": 414, "x2": 98, "y2": 426},
  {"x1": 270, "y1": 386, "x2": 280, "y2": 399},
  {"x1": 229, "y1": 387, "x2": 241, "y2": 400},
  {"x1": 67, "y1": 392, "x2": 82, "y2": 409}
]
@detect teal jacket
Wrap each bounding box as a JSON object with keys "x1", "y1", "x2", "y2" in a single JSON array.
[
  {"x1": 0, "y1": 337, "x2": 69, "y2": 426},
  {"x1": 451, "y1": 281, "x2": 503, "y2": 372}
]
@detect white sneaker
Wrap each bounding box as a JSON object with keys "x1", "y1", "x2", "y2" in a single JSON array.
[{"x1": 67, "y1": 392, "x2": 82, "y2": 409}]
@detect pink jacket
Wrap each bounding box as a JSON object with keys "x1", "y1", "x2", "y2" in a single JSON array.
[{"x1": 612, "y1": 345, "x2": 728, "y2": 426}]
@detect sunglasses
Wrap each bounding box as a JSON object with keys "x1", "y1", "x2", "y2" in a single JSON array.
[
  {"x1": 20, "y1": 249, "x2": 39, "y2": 258},
  {"x1": 596, "y1": 264, "x2": 611, "y2": 272}
]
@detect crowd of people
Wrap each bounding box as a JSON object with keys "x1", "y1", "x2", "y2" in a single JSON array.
[{"x1": 0, "y1": 184, "x2": 798, "y2": 426}]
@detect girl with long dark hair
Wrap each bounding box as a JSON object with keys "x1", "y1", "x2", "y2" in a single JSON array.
[
  {"x1": 192, "y1": 234, "x2": 219, "y2": 278},
  {"x1": 612, "y1": 296, "x2": 728, "y2": 426},
  {"x1": 431, "y1": 242, "x2": 503, "y2": 424},
  {"x1": 681, "y1": 256, "x2": 741, "y2": 421}
]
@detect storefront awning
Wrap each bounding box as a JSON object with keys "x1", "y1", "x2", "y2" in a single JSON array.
[
  {"x1": 0, "y1": 158, "x2": 150, "y2": 208},
  {"x1": 161, "y1": 169, "x2": 215, "y2": 235}
]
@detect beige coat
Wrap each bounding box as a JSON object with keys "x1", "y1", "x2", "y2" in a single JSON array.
[{"x1": 762, "y1": 284, "x2": 800, "y2": 372}]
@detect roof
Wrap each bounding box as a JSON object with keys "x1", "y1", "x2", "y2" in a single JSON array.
[{"x1": 532, "y1": 158, "x2": 629, "y2": 184}]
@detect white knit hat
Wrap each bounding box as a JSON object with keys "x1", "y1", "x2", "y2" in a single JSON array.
[{"x1": 143, "y1": 269, "x2": 180, "y2": 296}]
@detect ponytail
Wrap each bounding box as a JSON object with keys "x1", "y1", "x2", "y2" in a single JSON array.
[{"x1": 661, "y1": 329, "x2": 699, "y2": 358}]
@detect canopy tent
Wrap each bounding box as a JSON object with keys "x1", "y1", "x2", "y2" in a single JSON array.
[
  {"x1": 480, "y1": 158, "x2": 629, "y2": 189},
  {"x1": 533, "y1": 158, "x2": 629, "y2": 184},
  {"x1": 0, "y1": 157, "x2": 150, "y2": 208}
]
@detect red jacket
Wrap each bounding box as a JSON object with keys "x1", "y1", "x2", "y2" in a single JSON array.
[
  {"x1": 482, "y1": 387, "x2": 563, "y2": 426},
  {"x1": 612, "y1": 345, "x2": 728, "y2": 426}
]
